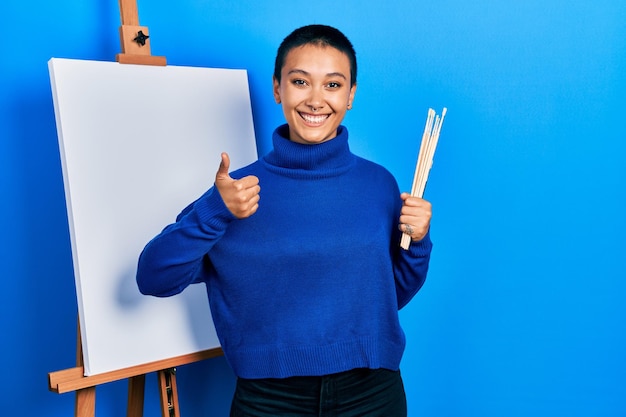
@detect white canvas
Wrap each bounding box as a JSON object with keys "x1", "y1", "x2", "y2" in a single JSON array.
[{"x1": 48, "y1": 58, "x2": 258, "y2": 376}]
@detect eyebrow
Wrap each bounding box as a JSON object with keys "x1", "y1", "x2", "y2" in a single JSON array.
[{"x1": 287, "y1": 69, "x2": 347, "y2": 80}]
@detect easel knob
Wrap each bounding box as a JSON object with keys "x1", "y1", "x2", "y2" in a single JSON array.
[{"x1": 116, "y1": 0, "x2": 166, "y2": 66}]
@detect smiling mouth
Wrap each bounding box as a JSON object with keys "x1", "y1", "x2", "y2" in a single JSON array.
[{"x1": 299, "y1": 112, "x2": 330, "y2": 125}]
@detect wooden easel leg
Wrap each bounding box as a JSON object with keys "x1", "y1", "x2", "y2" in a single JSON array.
[
  {"x1": 127, "y1": 374, "x2": 146, "y2": 417},
  {"x1": 75, "y1": 387, "x2": 96, "y2": 417},
  {"x1": 75, "y1": 319, "x2": 96, "y2": 417},
  {"x1": 158, "y1": 369, "x2": 180, "y2": 417}
]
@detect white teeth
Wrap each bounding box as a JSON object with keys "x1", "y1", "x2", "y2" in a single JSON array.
[{"x1": 301, "y1": 113, "x2": 328, "y2": 124}]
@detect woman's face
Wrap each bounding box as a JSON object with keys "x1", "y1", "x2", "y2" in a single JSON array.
[{"x1": 273, "y1": 44, "x2": 356, "y2": 145}]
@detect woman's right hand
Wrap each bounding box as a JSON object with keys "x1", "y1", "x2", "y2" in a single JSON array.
[{"x1": 214, "y1": 152, "x2": 260, "y2": 219}]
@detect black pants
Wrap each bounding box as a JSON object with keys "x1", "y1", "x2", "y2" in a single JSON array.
[{"x1": 230, "y1": 368, "x2": 407, "y2": 417}]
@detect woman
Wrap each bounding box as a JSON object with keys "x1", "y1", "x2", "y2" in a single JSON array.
[{"x1": 137, "y1": 24, "x2": 433, "y2": 416}]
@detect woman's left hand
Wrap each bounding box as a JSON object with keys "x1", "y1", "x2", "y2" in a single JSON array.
[{"x1": 398, "y1": 193, "x2": 432, "y2": 242}]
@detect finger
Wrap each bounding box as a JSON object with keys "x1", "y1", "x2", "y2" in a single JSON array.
[
  {"x1": 398, "y1": 222, "x2": 428, "y2": 241},
  {"x1": 401, "y1": 203, "x2": 431, "y2": 217},
  {"x1": 216, "y1": 152, "x2": 231, "y2": 180},
  {"x1": 399, "y1": 223, "x2": 415, "y2": 236},
  {"x1": 399, "y1": 207, "x2": 431, "y2": 228},
  {"x1": 237, "y1": 175, "x2": 260, "y2": 189},
  {"x1": 231, "y1": 181, "x2": 261, "y2": 203},
  {"x1": 398, "y1": 216, "x2": 430, "y2": 230},
  {"x1": 230, "y1": 188, "x2": 261, "y2": 219},
  {"x1": 402, "y1": 195, "x2": 431, "y2": 208},
  {"x1": 401, "y1": 207, "x2": 431, "y2": 220},
  {"x1": 400, "y1": 192, "x2": 422, "y2": 203}
]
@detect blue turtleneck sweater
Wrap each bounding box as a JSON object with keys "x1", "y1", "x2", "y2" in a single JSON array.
[{"x1": 137, "y1": 125, "x2": 432, "y2": 379}]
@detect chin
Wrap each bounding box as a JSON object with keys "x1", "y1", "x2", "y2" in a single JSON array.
[{"x1": 302, "y1": 135, "x2": 334, "y2": 144}]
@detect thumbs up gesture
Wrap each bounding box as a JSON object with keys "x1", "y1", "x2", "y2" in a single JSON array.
[{"x1": 215, "y1": 152, "x2": 260, "y2": 219}]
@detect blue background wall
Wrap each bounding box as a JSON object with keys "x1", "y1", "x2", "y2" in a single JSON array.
[{"x1": 2, "y1": 1, "x2": 625, "y2": 416}]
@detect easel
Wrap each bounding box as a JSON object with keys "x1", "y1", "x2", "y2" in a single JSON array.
[
  {"x1": 48, "y1": 1, "x2": 223, "y2": 415},
  {"x1": 49, "y1": 322, "x2": 222, "y2": 416}
]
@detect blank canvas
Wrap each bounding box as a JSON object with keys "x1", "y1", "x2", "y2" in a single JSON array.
[{"x1": 49, "y1": 58, "x2": 258, "y2": 376}]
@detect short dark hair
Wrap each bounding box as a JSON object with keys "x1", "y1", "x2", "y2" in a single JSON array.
[{"x1": 274, "y1": 24, "x2": 357, "y2": 87}]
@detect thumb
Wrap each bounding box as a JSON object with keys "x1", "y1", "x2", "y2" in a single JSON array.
[{"x1": 215, "y1": 152, "x2": 231, "y2": 181}]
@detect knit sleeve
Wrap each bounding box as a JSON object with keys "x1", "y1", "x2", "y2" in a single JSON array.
[
  {"x1": 136, "y1": 186, "x2": 236, "y2": 297},
  {"x1": 393, "y1": 230, "x2": 433, "y2": 309}
]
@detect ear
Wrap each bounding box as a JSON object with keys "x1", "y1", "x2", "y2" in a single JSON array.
[
  {"x1": 347, "y1": 83, "x2": 357, "y2": 109},
  {"x1": 272, "y1": 76, "x2": 281, "y2": 104}
]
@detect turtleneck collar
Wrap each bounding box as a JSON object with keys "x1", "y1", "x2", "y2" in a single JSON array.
[{"x1": 261, "y1": 124, "x2": 356, "y2": 179}]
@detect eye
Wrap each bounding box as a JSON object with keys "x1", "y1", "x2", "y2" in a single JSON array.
[
  {"x1": 291, "y1": 79, "x2": 308, "y2": 87},
  {"x1": 327, "y1": 81, "x2": 342, "y2": 89}
]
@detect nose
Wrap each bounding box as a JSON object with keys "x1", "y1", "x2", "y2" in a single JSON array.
[{"x1": 306, "y1": 87, "x2": 324, "y2": 112}]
